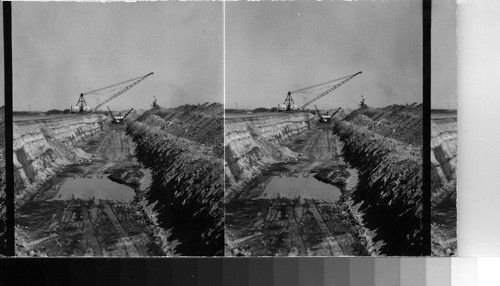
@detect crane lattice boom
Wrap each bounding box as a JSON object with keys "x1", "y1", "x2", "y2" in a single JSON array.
[
  {"x1": 299, "y1": 71, "x2": 361, "y2": 110},
  {"x1": 92, "y1": 72, "x2": 153, "y2": 111}
]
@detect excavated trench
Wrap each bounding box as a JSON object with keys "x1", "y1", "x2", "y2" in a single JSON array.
[
  {"x1": 225, "y1": 104, "x2": 423, "y2": 256},
  {"x1": 126, "y1": 103, "x2": 224, "y2": 256},
  {"x1": 14, "y1": 103, "x2": 224, "y2": 257}
]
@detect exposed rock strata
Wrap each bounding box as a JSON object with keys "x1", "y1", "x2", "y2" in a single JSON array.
[
  {"x1": 224, "y1": 113, "x2": 314, "y2": 200},
  {"x1": 431, "y1": 116, "x2": 457, "y2": 256},
  {"x1": 13, "y1": 115, "x2": 106, "y2": 208}
]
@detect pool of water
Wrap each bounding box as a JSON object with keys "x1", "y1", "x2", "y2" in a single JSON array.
[
  {"x1": 50, "y1": 176, "x2": 135, "y2": 202},
  {"x1": 259, "y1": 174, "x2": 341, "y2": 202}
]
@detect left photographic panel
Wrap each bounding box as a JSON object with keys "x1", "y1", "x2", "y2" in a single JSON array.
[{"x1": 12, "y1": 2, "x2": 224, "y2": 256}]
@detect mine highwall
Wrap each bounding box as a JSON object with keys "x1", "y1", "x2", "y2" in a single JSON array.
[
  {"x1": 332, "y1": 117, "x2": 423, "y2": 255},
  {"x1": 13, "y1": 115, "x2": 105, "y2": 207},
  {"x1": 431, "y1": 118, "x2": 457, "y2": 204},
  {"x1": 224, "y1": 113, "x2": 314, "y2": 199},
  {"x1": 127, "y1": 120, "x2": 224, "y2": 256}
]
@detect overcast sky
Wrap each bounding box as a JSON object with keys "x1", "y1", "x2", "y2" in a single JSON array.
[
  {"x1": 432, "y1": 0, "x2": 457, "y2": 109},
  {"x1": 226, "y1": 1, "x2": 423, "y2": 110},
  {"x1": 12, "y1": 2, "x2": 223, "y2": 111}
]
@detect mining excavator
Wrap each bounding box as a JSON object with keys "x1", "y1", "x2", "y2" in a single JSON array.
[
  {"x1": 314, "y1": 105, "x2": 343, "y2": 123},
  {"x1": 71, "y1": 72, "x2": 153, "y2": 113},
  {"x1": 107, "y1": 106, "x2": 134, "y2": 124},
  {"x1": 278, "y1": 71, "x2": 362, "y2": 112}
]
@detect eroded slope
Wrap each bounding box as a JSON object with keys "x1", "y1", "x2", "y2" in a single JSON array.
[
  {"x1": 332, "y1": 104, "x2": 423, "y2": 255},
  {"x1": 127, "y1": 103, "x2": 224, "y2": 256}
]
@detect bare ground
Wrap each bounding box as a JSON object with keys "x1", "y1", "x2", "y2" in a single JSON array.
[
  {"x1": 226, "y1": 125, "x2": 366, "y2": 256},
  {"x1": 16, "y1": 124, "x2": 159, "y2": 257}
]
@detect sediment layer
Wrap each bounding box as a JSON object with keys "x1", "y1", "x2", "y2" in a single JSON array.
[
  {"x1": 333, "y1": 105, "x2": 423, "y2": 255},
  {"x1": 224, "y1": 113, "x2": 314, "y2": 200},
  {"x1": 431, "y1": 116, "x2": 457, "y2": 255},
  {"x1": 13, "y1": 114, "x2": 105, "y2": 207},
  {"x1": 127, "y1": 104, "x2": 224, "y2": 256},
  {"x1": 431, "y1": 118, "x2": 457, "y2": 202}
]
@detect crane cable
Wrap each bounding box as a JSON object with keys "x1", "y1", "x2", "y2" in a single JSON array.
[
  {"x1": 82, "y1": 73, "x2": 152, "y2": 96},
  {"x1": 290, "y1": 74, "x2": 352, "y2": 94}
]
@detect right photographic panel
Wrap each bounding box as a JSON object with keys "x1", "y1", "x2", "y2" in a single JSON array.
[
  {"x1": 225, "y1": 1, "x2": 424, "y2": 256},
  {"x1": 431, "y1": 0, "x2": 457, "y2": 256}
]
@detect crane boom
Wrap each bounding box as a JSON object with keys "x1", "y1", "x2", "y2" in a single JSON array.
[
  {"x1": 330, "y1": 107, "x2": 342, "y2": 117},
  {"x1": 106, "y1": 106, "x2": 116, "y2": 121},
  {"x1": 299, "y1": 71, "x2": 362, "y2": 110},
  {"x1": 93, "y1": 72, "x2": 153, "y2": 111},
  {"x1": 122, "y1": 108, "x2": 134, "y2": 120},
  {"x1": 314, "y1": 105, "x2": 321, "y2": 116}
]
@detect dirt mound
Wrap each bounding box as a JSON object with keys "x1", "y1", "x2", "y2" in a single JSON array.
[
  {"x1": 341, "y1": 104, "x2": 422, "y2": 147},
  {"x1": 127, "y1": 104, "x2": 224, "y2": 256},
  {"x1": 333, "y1": 111, "x2": 423, "y2": 255},
  {"x1": 137, "y1": 103, "x2": 223, "y2": 157}
]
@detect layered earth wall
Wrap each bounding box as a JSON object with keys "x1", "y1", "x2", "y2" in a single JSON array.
[
  {"x1": 224, "y1": 112, "x2": 314, "y2": 200},
  {"x1": 431, "y1": 116, "x2": 457, "y2": 255},
  {"x1": 13, "y1": 114, "x2": 105, "y2": 208}
]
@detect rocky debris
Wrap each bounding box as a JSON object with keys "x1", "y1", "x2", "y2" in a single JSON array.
[
  {"x1": 226, "y1": 197, "x2": 367, "y2": 257},
  {"x1": 431, "y1": 116, "x2": 457, "y2": 256},
  {"x1": 225, "y1": 113, "x2": 314, "y2": 200},
  {"x1": 15, "y1": 199, "x2": 156, "y2": 257},
  {"x1": 127, "y1": 104, "x2": 224, "y2": 256},
  {"x1": 332, "y1": 105, "x2": 423, "y2": 255},
  {"x1": 13, "y1": 114, "x2": 106, "y2": 208}
]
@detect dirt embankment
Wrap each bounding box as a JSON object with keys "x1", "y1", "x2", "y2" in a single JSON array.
[
  {"x1": 431, "y1": 116, "x2": 457, "y2": 256},
  {"x1": 13, "y1": 114, "x2": 106, "y2": 207},
  {"x1": 127, "y1": 103, "x2": 224, "y2": 256},
  {"x1": 0, "y1": 106, "x2": 6, "y2": 255},
  {"x1": 224, "y1": 113, "x2": 314, "y2": 200},
  {"x1": 332, "y1": 104, "x2": 423, "y2": 255}
]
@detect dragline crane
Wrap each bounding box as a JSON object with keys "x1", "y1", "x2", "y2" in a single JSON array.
[
  {"x1": 72, "y1": 72, "x2": 154, "y2": 113},
  {"x1": 278, "y1": 71, "x2": 362, "y2": 112},
  {"x1": 107, "y1": 106, "x2": 134, "y2": 124}
]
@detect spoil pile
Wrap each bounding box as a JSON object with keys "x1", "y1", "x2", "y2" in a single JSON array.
[
  {"x1": 333, "y1": 104, "x2": 423, "y2": 255},
  {"x1": 127, "y1": 103, "x2": 224, "y2": 256}
]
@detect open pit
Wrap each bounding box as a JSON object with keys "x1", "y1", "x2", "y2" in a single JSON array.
[
  {"x1": 14, "y1": 103, "x2": 224, "y2": 256},
  {"x1": 431, "y1": 112, "x2": 457, "y2": 256},
  {"x1": 225, "y1": 104, "x2": 423, "y2": 256}
]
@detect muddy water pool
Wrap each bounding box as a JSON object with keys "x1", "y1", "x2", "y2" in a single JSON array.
[
  {"x1": 259, "y1": 173, "x2": 341, "y2": 201},
  {"x1": 50, "y1": 176, "x2": 135, "y2": 202}
]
